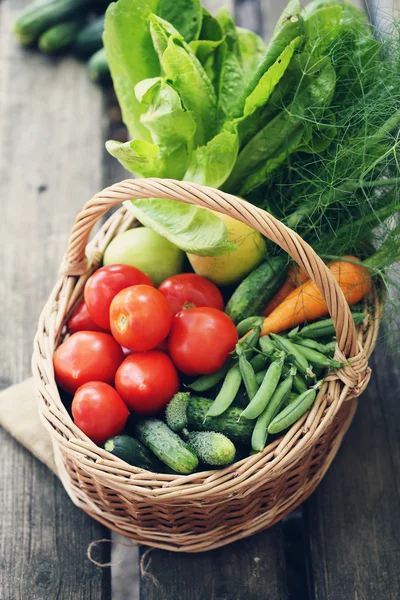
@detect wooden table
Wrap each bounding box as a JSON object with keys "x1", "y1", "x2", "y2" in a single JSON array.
[{"x1": 0, "y1": 0, "x2": 399, "y2": 598}]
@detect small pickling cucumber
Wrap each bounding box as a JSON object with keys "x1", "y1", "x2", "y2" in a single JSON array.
[
  {"x1": 186, "y1": 431, "x2": 236, "y2": 466},
  {"x1": 13, "y1": 0, "x2": 92, "y2": 45},
  {"x1": 134, "y1": 419, "x2": 198, "y2": 474},
  {"x1": 104, "y1": 435, "x2": 160, "y2": 471},
  {"x1": 166, "y1": 393, "x2": 255, "y2": 443},
  {"x1": 225, "y1": 256, "x2": 287, "y2": 324},
  {"x1": 165, "y1": 392, "x2": 190, "y2": 432},
  {"x1": 73, "y1": 14, "x2": 104, "y2": 58},
  {"x1": 39, "y1": 18, "x2": 85, "y2": 53},
  {"x1": 87, "y1": 48, "x2": 110, "y2": 85}
]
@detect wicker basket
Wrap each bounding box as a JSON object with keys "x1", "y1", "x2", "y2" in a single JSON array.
[{"x1": 32, "y1": 179, "x2": 382, "y2": 552}]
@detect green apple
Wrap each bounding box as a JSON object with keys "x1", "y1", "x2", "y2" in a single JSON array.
[{"x1": 103, "y1": 227, "x2": 185, "y2": 286}]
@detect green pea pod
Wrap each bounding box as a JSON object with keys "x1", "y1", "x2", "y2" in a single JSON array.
[
  {"x1": 259, "y1": 335, "x2": 277, "y2": 356},
  {"x1": 292, "y1": 343, "x2": 343, "y2": 369},
  {"x1": 250, "y1": 354, "x2": 267, "y2": 373},
  {"x1": 324, "y1": 340, "x2": 337, "y2": 355},
  {"x1": 255, "y1": 369, "x2": 267, "y2": 385},
  {"x1": 251, "y1": 375, "x2": 293, "y2": 452},
  {"x1": 270, "y1": 334, "x2": 311, "y2": 375},
  {"x1": 291, "y1": 337, "x2": 332, "y2": 355},
  {"x1": 239, "y1": 325, "x2": 262, "y2": 360},
  {"x1": 268, "y1": 387, "x2": 317, "y2": 434},
  {"x1": 241, "y1": 358, "x2": 284, "y2": 420},
  {"x1": 205, "y1": 365, "x2": 242, "y2": 418},
  {"x1": 293, "y1": 373, "x2": 308, "y2": 394},
  {"x1": 297, "y1": 313, "x2": 366, "y2": 339},
  {"x1": 239, "y1": 353, "x2": 259, "y2": 401},
  {"x1": 237, "y1": 316, "x2": 264, "y2": 338},
  {"x1": 189, "y1": 360, "x2": 232, "y2": 392}
]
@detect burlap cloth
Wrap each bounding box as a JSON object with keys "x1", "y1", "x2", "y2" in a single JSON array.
[{"x1": 0, "y1": 378, "x2": 57, "y2": 474}]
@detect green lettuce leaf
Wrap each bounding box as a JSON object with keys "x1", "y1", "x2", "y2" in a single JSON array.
[
  {"x1": 159, "y1": 0, "x2": 202, "y2": 42},
  {"x1": 237, "y1": 27, "x2": 267, "y2": 86},
  {"x1": 156, "y1": 21, "x2": 217, "y2": 146},
  {"x1": 225, "y1": 58, "x2": 336, "y2": 195},
  {"x1": 189, "y1": 8, "x2": 224, "y2": 66},
  {"x1": 106, "y1": 139, "x2": 189, "y2": 180},
  {"x1": 136, "y1": 77, "x2": 196, "y2": 153},
  {"x1": 149, "y1": 13, "x2": 181, "y2": 58},
  {"x1": 304, "y1": 5, "x2": 344, "y2": 55},
  {"x1": 184, "y1": 128, "x2": 239, "y2": 188},
  {"x1": 215, "y1": 8, "x2": 245, "y2": 123},
  {"x1": 124, "y1": 198, "x2": 237, "y2": 256},
  {"x1": 103, "y1": 0, "x2": 160, "y2": 141}
]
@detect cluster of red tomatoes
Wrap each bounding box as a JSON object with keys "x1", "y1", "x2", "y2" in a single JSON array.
[{"x1": 54, "y1": 264, "x2": 238, "y2": 445}]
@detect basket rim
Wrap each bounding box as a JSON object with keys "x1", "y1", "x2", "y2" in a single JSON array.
[{"x1": 32, "y1": 180, "x2": 382, "y2": 501}]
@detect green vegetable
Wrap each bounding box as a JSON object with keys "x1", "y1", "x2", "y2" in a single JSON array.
[
  {"x1": 238, "y1": 349, "x2": 259, "y2": 401},
  {"x1": 268, "y1": 387, "x2": 318, "y2": 434},
  {"x1": 259, "y1": 336, "x2": 276, "y2": 356},
  {"x1": 292, "y1": 313, "x2": 366, "y2": 339},
  {"x1": 292, "y1": 343, "x2": 343, "y2": 368},
  {"x1": 292, "y1": 373, "x2": 308, "y2": 394},
  {"x1": 187, "y1": 397, "x2": 255, "y2": 443},
  {"x1": 73, "y1": 15, "x2": 104, "y2": 58},
  {"x1": 123, "y1": 199, "x2": 236, "y2": 257},
  {"x1": 205, "y1": 365, "x2": 242, "y2": 418},
  {"x1": 189, "y1": 361, "x2": 232, "y2": 392},
  {"x1": 251, "y1": 375, "x2": 294, "y2": 452},
  {"x1": 87, "y1": 47, "x2": 110, "y2": 84},
  {"x1": 134, "y1": 418, "x2": 198, "y2": 474},
  {"x1": 250, "y1": 354, "x2": 267, "y2": 373},
  {"x1": 159, "y1": 0, "x2": 202, "y2": 43},
  {"x1": 104, "y1": 435, "x2": 160, "y2": 471},
  {"x1": 255, "y1": 369, "x2": 267, "y2": 385},
  {"x1": 236, "y1": 316, "x2": 264, "y2": 338},
  {"x1": 165, "y1": 392, "x2": 190, "y2": 432},
  {"x1": 270, "y1": 334, "x2": 311, "y2": 375},
  {"x1": 237, "y1": 27, "x2": 267, "y2": 86},
  {"x1": 186, "y1": 431, "x2": 236, "y2": 466},
  {"x1": 241, "y1": 358, "x2": 284, "y2": 420},
  {"x1": 103, "y1": 227, "x2": 184, "y2": 286},
  {"x1": 291, "y1": 337, "x2": 334, "y2": 355},
  {"x1": 38, "y1": 18, "x2": 84, "y2": 52},
  {"x1": 13, "y1": 0, "x2": 91, "y2": 45},
  {"x1": 225, "y1": 257, "x2": 288, "y2": 324}
]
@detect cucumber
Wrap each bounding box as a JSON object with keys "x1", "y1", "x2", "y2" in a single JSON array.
[
  {"x1": 188, "y1": 397, "x2": 255, "y2": 443},
  {"x1": 225, "y1": 256, "x2": 288, "y2": 324},
  {"x1": 13, "y1": 0, "x2": 92, "y2": 46},
  {"x1": 87, "y1": 48, "x2": 110, "y2": 85},
  {"x1": 186, "y1": 432, "x2": 236, "y2": 466},
  {"x1": 165, "y1": 392, "x2": 190, "y2": 432},
  {"x1": 134, "y1": 419, "x2": 198, "y2": 475},
  {"x1": 104, "y1": 435, "x2": 161, "y2": 471},
  {"x1": 73, "y1": 15, "x2": 104, "y2": 58},
  {"x1": 39, "y1": 18, "x2": 85, "y2": 53}
]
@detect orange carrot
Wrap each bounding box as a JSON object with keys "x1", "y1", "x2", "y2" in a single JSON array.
[
  {"x1": 261, "y1": 257, "x2": 371, "y2": 337},
  {"x1": 262, "y1": 264, "x2": 309, "y2": 316}
]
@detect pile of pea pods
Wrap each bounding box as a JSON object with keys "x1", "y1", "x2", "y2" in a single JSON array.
[{"x1": 189, "y1": 313, "x2": 366, "y2": 453}]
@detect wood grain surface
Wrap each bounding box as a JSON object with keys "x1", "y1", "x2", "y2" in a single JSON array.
[{"x1": 0, "y1": 1, "x2": 111, "y2": 598}]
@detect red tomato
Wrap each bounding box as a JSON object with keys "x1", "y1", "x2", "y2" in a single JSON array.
[
  {"x1": 67, "y1": 299, "x2": 106, "y2": 334},
  {"x1": 110, "y1": 285, "x2": 172, "y2": 352},
  {"x1": 72, "y1": 382, "x2": 129, "y2": 445},
  {"x1": 168, "y1": 307, "x2": 238, "y2": 376},
  {"x1": 53, "y1": 331, "x2": 124, "y2": 394},
  {"x1": 84, "y1": 264, "x2": 153, "y2": 330},
  {"x1": 115, "y1": 351, "x2": 179, "y2": 415},
  {"x1": 158, "y1": 273, "x2": 224, "y2": 315}
]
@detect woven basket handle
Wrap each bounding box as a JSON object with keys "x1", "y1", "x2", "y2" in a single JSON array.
[{"x1": 62, "y1": 178, "x2": 363, "y2": 363}]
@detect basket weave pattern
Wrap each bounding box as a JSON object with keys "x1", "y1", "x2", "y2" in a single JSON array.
[{"x1": 32, "y1": 179, "x2": 381, "y2": 552}]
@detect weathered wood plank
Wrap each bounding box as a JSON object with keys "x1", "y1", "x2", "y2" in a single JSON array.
[
  {"x1": 305, "y1": 347, "x2": 400, "y2": 600},
  {"x1": 0, "y1": 1, "x2": 111, "y2": 598},
  {"x1": 139, "y1": 527, "x2": 288, "y2": 600}
]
